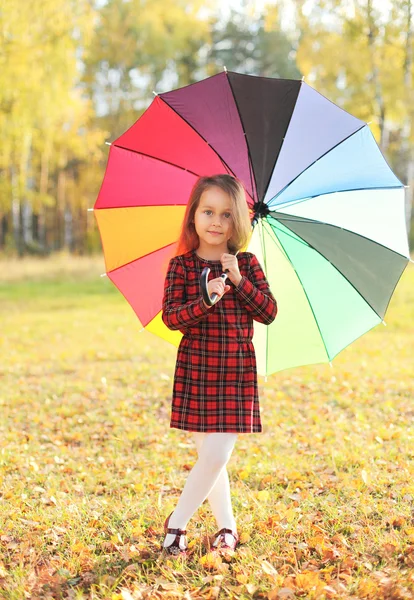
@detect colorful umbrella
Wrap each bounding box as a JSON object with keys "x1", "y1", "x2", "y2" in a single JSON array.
[{"x1": 94, "y1": 70, "x2": 411, "y2": 376}]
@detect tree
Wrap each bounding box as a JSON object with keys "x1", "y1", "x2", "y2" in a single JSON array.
[
  {"x1": 207, "y1": 5, "x2": 301, "y2": 78},
  {"x1": 0, "y1": 0, "x2": 105, "y2": 254},
  {"x1": 293, "y1": 0, "x2": 414, "y2": 241},
  {"x1": 83, "y1": 0, "x2": 212, "y2": 139}
]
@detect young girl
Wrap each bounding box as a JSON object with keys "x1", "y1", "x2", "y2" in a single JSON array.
[{"x1": 161, "y1": 174, "x2": 277, "y2": 558}]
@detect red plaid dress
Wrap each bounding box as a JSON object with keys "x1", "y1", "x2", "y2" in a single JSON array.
[{"x1": 162, "y1": 249, "x2": 277, "y2": 433}]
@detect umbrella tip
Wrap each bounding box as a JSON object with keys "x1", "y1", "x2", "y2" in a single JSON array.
[
  {"x1": 301, "y1": 75, "x2": 305, "y2": 81},
  {"x1": 100, "y1": 273, "x2": 107, "y2": 278},
  {"x1": 223, "y1": 65, "x2": 227, "y2": 73},
  {"x1": 382, "y1": 320, "x2": 387, "y2": 326},
  {"x1": 329, "y1": 361, "x2": 333, "y2": 368},
  {"x1": 87, "y1": 208, "x2": 94, "y2": 212},
  {"x1": 152, "y1": 90, "x2": 158, "y2": 96}
]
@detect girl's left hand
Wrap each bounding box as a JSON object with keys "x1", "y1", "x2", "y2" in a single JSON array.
[{"x1": 220, "y1": 253, "x2": 242, "y2": 286}]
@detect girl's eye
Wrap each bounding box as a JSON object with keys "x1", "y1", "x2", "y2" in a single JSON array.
[{"x1": 203, "y1": 210, "x2": 231, "y2": 218}]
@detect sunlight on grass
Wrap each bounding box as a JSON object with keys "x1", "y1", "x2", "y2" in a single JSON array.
[
  {"x1": 0, "y1": 252, "x2": 106, "y2": 283},
  {"x1": 0, "y1": 255, "x2": 413, "y2": 599}
]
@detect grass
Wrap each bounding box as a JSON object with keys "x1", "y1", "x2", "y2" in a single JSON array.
[{"x1": 0, "y1": 253, "x2": 414, "y2": 600}]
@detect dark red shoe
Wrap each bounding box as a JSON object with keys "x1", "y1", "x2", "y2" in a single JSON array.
[
  {"x1": 211, "y1": 528, "x2": 239, "y2": 559},
  {"x1": 161, "y1": 511, "x2": 188, "y2": 557}
]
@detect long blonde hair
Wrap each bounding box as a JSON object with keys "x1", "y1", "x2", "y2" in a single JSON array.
[{"x1": 174, "y1": 175, "x2": 252, "y2": 257}]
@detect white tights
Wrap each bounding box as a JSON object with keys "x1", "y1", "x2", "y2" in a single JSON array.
[{"x1": 163, "y1": 432, "x2": 238, "y2": 549}]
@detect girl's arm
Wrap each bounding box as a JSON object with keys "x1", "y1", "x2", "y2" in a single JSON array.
[
  {"x1": 234, "y1": 254, "x2": 277, "y2": 325},
  {"x1": 162, "y1": 256, "x2": 217, "y2": 331}
]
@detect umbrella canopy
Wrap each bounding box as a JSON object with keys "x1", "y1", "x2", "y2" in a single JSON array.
[{"x1": 94, "y1": 71, "x2": 410, "y2": 376}]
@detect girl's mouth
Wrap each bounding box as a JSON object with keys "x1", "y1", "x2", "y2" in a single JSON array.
[{"x1": 208, "y1": 231, "x2": 222, "y2": 236}]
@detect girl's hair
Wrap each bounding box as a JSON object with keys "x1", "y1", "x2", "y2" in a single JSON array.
[{"x1": 174, "y1": 174, "x2": 252, "y2": 257}]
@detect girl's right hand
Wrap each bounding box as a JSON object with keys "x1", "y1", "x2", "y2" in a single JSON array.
[{"x1": 206, "y1": 277, "x2": 231, "y2": 303}]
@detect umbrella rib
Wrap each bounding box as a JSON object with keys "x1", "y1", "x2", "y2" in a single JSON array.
[
  {"x1": 267, "y1": 215, "x2": 401, "y2": 322},
  {"x1": 225, "y1": 72, "x2": 258, "y2": 203},
  {"x1": 261, "y1": 80, "x2": 303, "y2": 205},
  {"x1": 257, "y1": 220, "x2": 270, "y2": 376},
  {"x1": 269, "y1": 211, "x2": 410, "y2": 260},
  {"x1": 271, "y1": 185, "x2": 404, "y2": 212},
  {"x1": 261, "y1": 219, "x2": 331, "y2": 363},
  {"x1": 112, "y1": 143, "x2": 201, "y2": 178},
  {"x1": 95, "y1": 203, "x2": 188, "y2": 210},
  {"x1": 368, "y1": 259, "x2": 410, "y2": 323},
  {"x1": 156, "y1": 96, "x2": 239, "y2": 184},
  {"x1": 109, "y1": 143, "x2": 254, "y2": 206},
  {"x1": 267, "y1": 124, "x2": 368, "y2": 206},
  {"x1": 106, "y1": 241, "x2": 176, "y2": 276}
]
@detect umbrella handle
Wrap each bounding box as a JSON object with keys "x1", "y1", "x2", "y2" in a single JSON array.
[{"x1": 201, "y1": 268, "x2": 228, "y2": 306}]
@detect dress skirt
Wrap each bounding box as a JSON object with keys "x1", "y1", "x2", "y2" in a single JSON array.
[{"x1": 162, "y1": 249, "x2": 277, "y2": 433}]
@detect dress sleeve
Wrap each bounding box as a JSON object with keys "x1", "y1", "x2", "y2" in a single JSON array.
[
  {"x1": 233, "y1": 254, "x2": 277, "y2": 325},
  {"x1": 162, "y1": 256, "x2": 216, "y2": 331}
]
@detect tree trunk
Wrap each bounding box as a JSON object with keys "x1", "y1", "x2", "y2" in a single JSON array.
[
  {"x1": 403, "y1": 0, "x2": 413, "y2": 234},
  {"x1": 38, "y1": 143, "x2": 51, "y2": 250},
  {"x1": 0, "y1": 213, "x2": 9, "y2": 249},
  {"x1": 11, "y1": 166, "x2": 23, "y2": 256},
  {"x1": 366, "y1": 0, "x2": 386, "y2": 149},
  {"x1": 57, "y1": 169, "x2": 66, "y2": 250}
]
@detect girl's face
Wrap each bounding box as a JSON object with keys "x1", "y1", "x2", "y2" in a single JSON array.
[{"x1": 193, "y1": 186, "x2": 233, "y2": 250}]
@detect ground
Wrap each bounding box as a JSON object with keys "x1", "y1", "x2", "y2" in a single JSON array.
[{"x1": 0, "y1": 254, "x2": 413, "y2": 599}]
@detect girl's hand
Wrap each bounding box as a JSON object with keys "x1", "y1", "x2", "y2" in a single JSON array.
[
  {"x1": 205, "y1": 276, "x2": 231, "y2": 305},
  {"x1": 220, "y1": 253, "x2": 242, "y2": 286}
]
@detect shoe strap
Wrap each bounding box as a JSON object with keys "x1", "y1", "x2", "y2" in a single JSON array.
[
  {"x1": 166, "y1": 527, "x2": 187, "y2": 535},
  {"x1": 216, "y1": 528, "x2": 237, "y2": 538}
]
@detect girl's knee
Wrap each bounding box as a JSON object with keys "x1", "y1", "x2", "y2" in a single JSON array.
[{"x1": 199, "y1": 433, "x2": 237, "y2": 471}]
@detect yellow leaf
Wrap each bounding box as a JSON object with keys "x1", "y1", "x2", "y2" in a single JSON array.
[
  {"x1": 358, "y1": 578, "x2": 378, "y2": 598},
  {"x1": 199, "y1": 552, "x2": 223, "y2": 570},
  {"x1": 72, "y1": 542, "x2": 90, "y2": 554},
  {"x1": 131, "y1": 526, "x2": 143, "y2": 536},
  {"x1": 295, "y1": 571, "x2": 325, "y2": 592},
  {"x1": 110, "y1": 533, "x2": 122, "y2": 545},
  {"x1": 239, "y1": 532, "x2": 251, "y2": 544}
]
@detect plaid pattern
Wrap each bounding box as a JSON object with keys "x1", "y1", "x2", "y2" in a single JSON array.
[{"x1": 162, "y1": 249, "x2": 277, "y2": 433}]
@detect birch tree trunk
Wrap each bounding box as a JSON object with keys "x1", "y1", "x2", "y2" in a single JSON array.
[
  {"x1": 403, "y1": 0, "x2": 413, "y2": 234},
  {"x1": 366, "y1": 0, "x2": 386, "y2": 150},
  {"x1": 38, "y1": 142, "x2": 51, "y2": 249}
]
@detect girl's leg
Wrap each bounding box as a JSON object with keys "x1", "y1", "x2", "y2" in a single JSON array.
[
  {"x1": 163, "y1": 432, "x2": 238, "y2": 549},
  {"x1": 192, "y1": 432, "x2": 237, "y2": 547}
]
